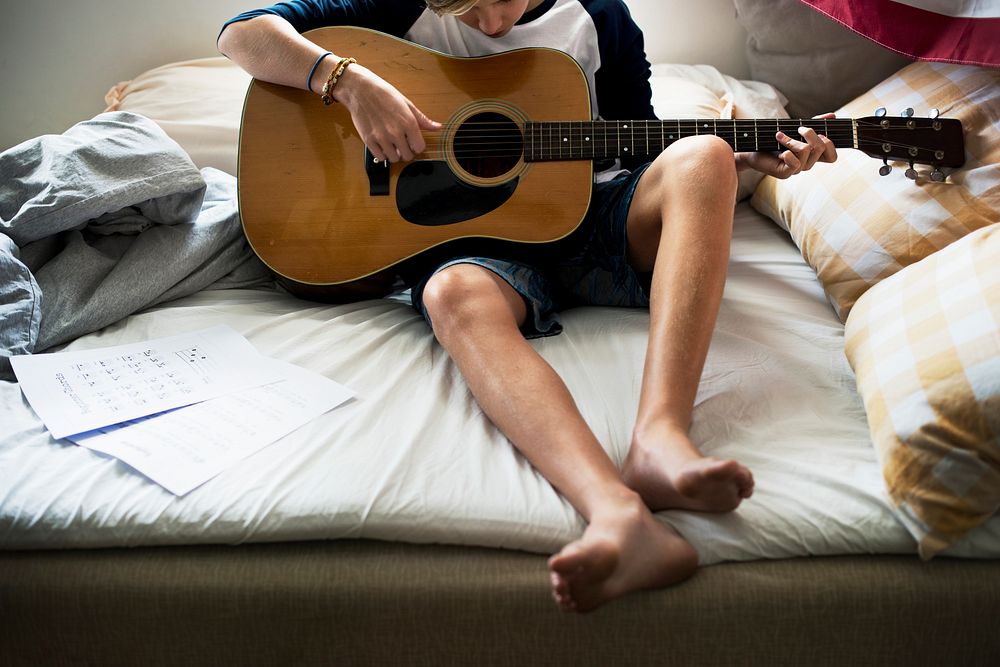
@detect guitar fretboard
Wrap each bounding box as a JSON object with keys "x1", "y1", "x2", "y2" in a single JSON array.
[{"x1": 523, "y1": 118, "x2": 857, "y2": 161}]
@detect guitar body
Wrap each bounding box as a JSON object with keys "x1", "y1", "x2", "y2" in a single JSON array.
[{"x1": 238, "y1": 26, "x2": 593, "y2": 298}]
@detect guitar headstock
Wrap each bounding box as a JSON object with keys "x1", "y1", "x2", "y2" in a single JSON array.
[{"x1": 856, "y1": 108, "x2": 965, "y2": 182}]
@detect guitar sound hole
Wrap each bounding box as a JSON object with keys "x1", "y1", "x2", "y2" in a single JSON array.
[{"x1": 453, "y1": 112, "x2": 523, "y2": 178}]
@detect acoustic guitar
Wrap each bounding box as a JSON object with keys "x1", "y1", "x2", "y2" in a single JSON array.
[{"x1": 238, "y1": 26, "x2": 965, "y2": 301}]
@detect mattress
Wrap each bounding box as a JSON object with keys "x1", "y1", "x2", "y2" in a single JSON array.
[{"x1": 3, "y1": 203, "x2": 999, "y2": 563}]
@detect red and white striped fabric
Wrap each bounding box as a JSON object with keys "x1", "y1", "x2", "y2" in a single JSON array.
[{"x1": 800, "y1": 0, "x2": 1000, "y2": 67}]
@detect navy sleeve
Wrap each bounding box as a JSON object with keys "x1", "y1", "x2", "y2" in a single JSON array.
[
  {"x1": 220, "y1": 0, "x2": 426, "y2": 40},
  {"x1": 588, "y1": 1, "x2": 654, "y2": 121},
  {"x1": 583, "y1": 1, "x2": 655, "y2": 169}
]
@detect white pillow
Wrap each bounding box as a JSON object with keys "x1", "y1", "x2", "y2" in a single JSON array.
[{"x1": 650, "y1": 63, "x2": 790, "y2": 201}]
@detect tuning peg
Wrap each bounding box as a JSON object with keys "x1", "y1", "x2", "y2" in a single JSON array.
[
  {"x1": 901, "y1": 107, "x2": 914, "y2": 118},
  {"x1": 905, "y1": 162, "x2": 918, "y2": 180},
  {"x1": 930, "y1": 168, "x2": 946, "y2": 182},
  {"x1": 879, "y1": 160, "x2": 892, "y2": 176},
  {"x1": 875, "y1": 107, "x2": 887, "y2": 117},
  {"x1": 929, "y1": 108, "x2": 940, "y2": 119}
]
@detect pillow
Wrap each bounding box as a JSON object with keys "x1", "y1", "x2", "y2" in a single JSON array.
[
  {"x1": 105, "y1": 57, "x2": 251, "y2": 176},
  {"x1": 732, "y1": 0, "x2": 913, "y2": 119},
  {"x1": 844, "y1": 222, "x2": 1000, "y2": 559},
  {"x1": 751, "y1": 61, "x2": 1000, "y2": 321},
  {"x1": 650, "y1": 64, "x2": 790, "y2": 200}
]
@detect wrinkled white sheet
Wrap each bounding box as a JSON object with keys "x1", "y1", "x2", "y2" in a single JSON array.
[{"x1": 2, "y1": 204, "x2": 998, "y2": 564}]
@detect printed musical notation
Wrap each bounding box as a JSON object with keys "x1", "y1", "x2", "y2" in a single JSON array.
[
  {"x1": 66, "y1": 348, "x2": 197, "y2": 415},
  {"x1": 11, "y1": 326, "x2": 284, "y2": 439}
]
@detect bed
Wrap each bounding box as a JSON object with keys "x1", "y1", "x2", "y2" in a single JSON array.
[{"x1": 2, "y1": 1, "x2": 1000, "y2": 664}]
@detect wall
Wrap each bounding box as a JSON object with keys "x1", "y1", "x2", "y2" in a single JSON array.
[{"x1": 0, "y1": 0, "x2": 748, "y2": 151}]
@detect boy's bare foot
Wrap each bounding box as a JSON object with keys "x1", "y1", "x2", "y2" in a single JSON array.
[
  {"x1": 548, "y1": 496, "x2": 698, "y2": 613},
  {"x1": 622, "y1": 428, "x2": 754, "y2": 513}
]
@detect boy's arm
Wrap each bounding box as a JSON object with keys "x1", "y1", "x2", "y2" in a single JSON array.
[
  {"x1": 218, "y1": 14, "x2": 440, "y2": 163},
  {"x1": 219, "y1": 15, "x2": 334, "y2": 93}
]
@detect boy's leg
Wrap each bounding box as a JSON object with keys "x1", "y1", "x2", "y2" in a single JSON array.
[
  {"x1": 421, "y1": 263, "x2": 697, "y2": 612},
  {"x1": 620, "y1": 135, "x2": 755, "y2": 512}
]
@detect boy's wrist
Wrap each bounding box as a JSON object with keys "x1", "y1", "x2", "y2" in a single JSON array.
[{"x1": 328, "y1": 63, "x2": 364, "y2": 105}]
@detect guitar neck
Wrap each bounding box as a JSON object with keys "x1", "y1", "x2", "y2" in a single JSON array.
[{"x1": 523, "y1": 118, "x2": 857, "y2": 161}]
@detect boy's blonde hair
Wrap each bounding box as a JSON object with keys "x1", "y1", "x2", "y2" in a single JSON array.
[{"x1": 424, "y1": 0, "x2": 480, "y2": 16}]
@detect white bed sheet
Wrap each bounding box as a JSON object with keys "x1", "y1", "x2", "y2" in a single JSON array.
[{"x1": 2, "y1": 203, "x2": 998, "y2": 564}]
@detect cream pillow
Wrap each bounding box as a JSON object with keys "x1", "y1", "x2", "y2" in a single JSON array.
[
  {"x1": 751, "y1": 62, "x2": 1000, "y2": 321},
  {"x1": 844, "y1": 222, "x2": 1000, "y2": 558},
  {"x1": 650, "y1": 64, "x2": 789, "y2": 201},
  {"x1": 105, "y1": 57, "x2": 252, "y2": 176}
]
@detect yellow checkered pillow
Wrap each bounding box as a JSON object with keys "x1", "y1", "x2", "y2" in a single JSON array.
[
  {"x1": 844, "y1": 223, "x2": 1000, "y2": 558},
  {"x1": 752, "y1": 62, "x2": 1000, "y2": 321}
]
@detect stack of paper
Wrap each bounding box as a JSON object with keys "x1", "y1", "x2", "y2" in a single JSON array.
[{"x1": 11, "y1": 325, "x2": 354, "y2": 495}]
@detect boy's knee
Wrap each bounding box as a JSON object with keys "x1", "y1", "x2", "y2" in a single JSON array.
[
  {"x1": 656, "y1": 135, "x2": 737, "y2": 191},
  {"x1": 421, "y1": 264, "x2": 496, "y2": 330}
]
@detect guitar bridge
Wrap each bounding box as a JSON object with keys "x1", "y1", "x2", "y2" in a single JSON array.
[{"x1": 365, "y1": 147, "x2": 389, "y2": 196}]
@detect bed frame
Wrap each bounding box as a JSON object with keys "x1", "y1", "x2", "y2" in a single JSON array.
[{"x1": 3, "y1": 542, "x2": 999, "y2": 665}]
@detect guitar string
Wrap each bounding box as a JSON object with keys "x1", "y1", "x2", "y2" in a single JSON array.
[
  {"x1": 405, "y1": 134, "x2": 915, "y2": 153},
  {"x1": 369, "y1": 119, "x2": 938, "y2": 160},
  {"x1": 407, "y1": 120, "x2": 873, "y2": 154},
  {"x1": 387, "y1": 138, "x2": 942, "y2": 162},
  {"x1": 416, "y1": 126, "x2": 859, "y2": 146},
  {"x1": 418, "y1": 118, "x2": 930, "y2": 126},
  {"x1": 405, "y1": 133, "x2": 889, "y2": 152}
]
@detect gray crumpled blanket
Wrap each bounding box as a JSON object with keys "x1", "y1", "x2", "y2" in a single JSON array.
[{"x1": 0, "y1": 111, "x2": 273, "y2": 380}]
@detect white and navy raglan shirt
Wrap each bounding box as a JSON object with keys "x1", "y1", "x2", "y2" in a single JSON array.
[{"x1": 222, "y1": 0, "x2": 656, "y2": 172}]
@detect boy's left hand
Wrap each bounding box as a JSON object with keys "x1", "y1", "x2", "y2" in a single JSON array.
[{"x1": 736, "y1": 113, "x2": 838, "y2": 178}]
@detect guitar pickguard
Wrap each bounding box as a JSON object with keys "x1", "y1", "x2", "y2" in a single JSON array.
[{"x1": 396, "y1": 161, "x2": 518, "y2": 226}]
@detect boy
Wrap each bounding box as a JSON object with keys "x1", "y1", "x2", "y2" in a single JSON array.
[{"x1": 218, "y1": 0, "x2": 836, "y2": 612}]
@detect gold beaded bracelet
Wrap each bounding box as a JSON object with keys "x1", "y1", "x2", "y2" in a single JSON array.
[{"x1": 321, "y1": 57, "x2": 357, "y2": 105}]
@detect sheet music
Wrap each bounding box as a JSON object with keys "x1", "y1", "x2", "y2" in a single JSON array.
[
  {"x1": 69, "y1": 361, "x2": 354, "y2": 496},
  {"x1": 11, "y1": 325, "x2": 284, "y2": 439}
]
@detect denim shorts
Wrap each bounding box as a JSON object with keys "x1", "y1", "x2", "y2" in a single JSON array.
[{"x1": 411, "y1": 164, "x2": 652, "y2": 338}]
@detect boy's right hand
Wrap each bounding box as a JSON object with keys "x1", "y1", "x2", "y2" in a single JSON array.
[{"x1": 334, "y1": 64, "x2": 442, "y2": 163}]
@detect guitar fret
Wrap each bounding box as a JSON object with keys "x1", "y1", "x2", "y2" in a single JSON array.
[{"x1": 771, "y1": 119, "x2": 784, "y2": 152}]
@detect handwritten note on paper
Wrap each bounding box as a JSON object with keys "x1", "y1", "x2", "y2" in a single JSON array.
[
  {"x1": 10, "y1": 325, "x2": 283, "y2": 439},
  {"x1": 69, "y1": 361, "x2": 355, "y2": 496}
]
